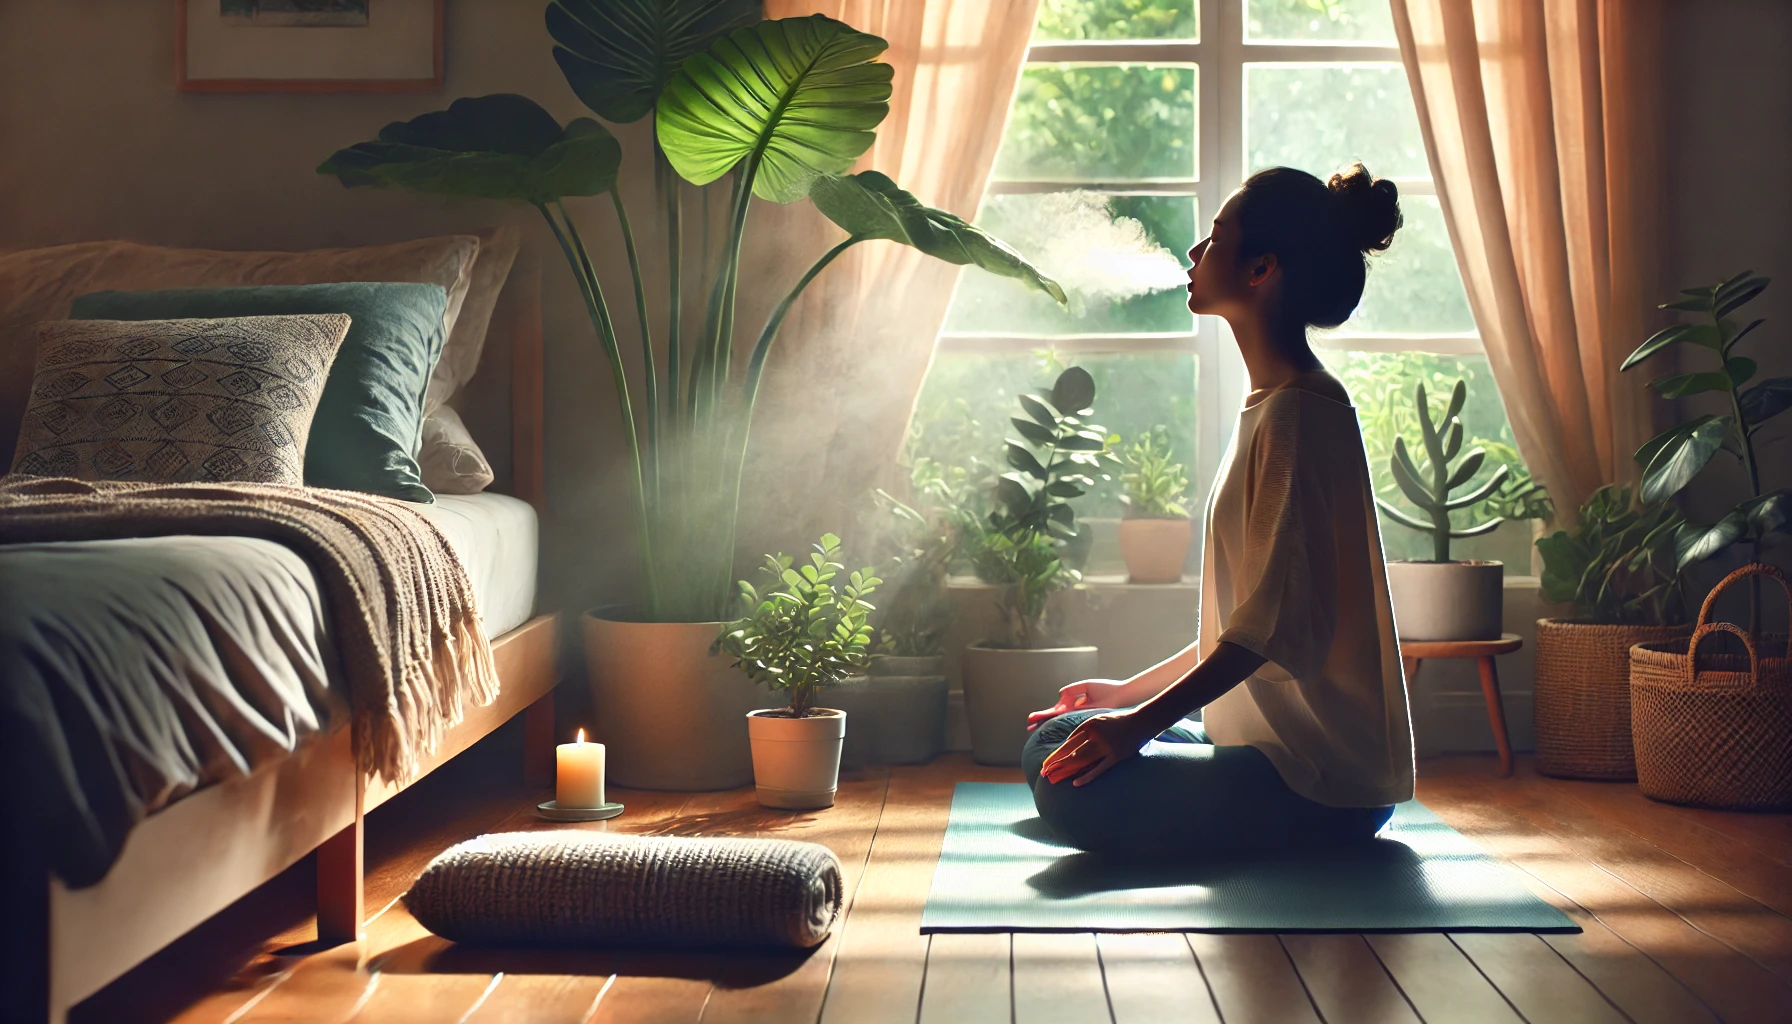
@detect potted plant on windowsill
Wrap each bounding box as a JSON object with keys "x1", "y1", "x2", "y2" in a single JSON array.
[
  {"x1": 318, "y1": 4, "x2": 1063, "y2": 790},
  {"x1": 1377, "y1": 379, "x2": 1535, "y2": 641},
  {"x1": 716, "y1": 534, "x2": 879, "y2": 810},
  {"x1": 960, "y1": 367, "x2": 1113, "y2": 766},
  {"x1": 1117, "y1": 426, "x2": 1193, "y2": 584},
  {"x1": 1532, "y1": 485, "x2": 1690, "y2": 780}
]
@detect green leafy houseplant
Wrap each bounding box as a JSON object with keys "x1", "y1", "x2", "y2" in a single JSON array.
[
  {"x1": 867, "y1": 489, "x2": 955, "y2": 658},
  {"x1": 318, "y1": 3, "x2": 1063, "y2": 622},
  {"x1": 1119, "y1": 425, "x2": 1190, "y2": 519},
  {"x1": 1621, "y1": 273, "x2": 1789, "y2": 588},
  {"x1": 982, "y1": 366, "x2": 1114, "y2": 648},
  {"x1": 1376, "y1": 379, "x2": 1531, "y2": 563},
  {"x1": 1536, "y1": 485, "x2": 1689, "y2": 625},
  {"x1": 715, "y1": 534, "x2": 880, "y2": 717}
]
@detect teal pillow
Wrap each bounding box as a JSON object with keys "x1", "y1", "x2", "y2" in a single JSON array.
[{"x1": 71, "y1": 282, "x2": 447, "y2": 502}]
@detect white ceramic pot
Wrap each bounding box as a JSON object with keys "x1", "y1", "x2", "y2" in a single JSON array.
[
  {"x1": 1119, "y1": 517, "x2": 1193, "y2": 583},
  {"x1": 1386, "y1": 560, "x2": 1504, "y2": 641},
  {"x1": 583, "y1": 609, "x2": 770, "y2": 791},
  {"x1": 747, "y1": 708, "x2": 846, "y2": 809},
  {"x1": 960, "y1": 643, "x2": 1099, "y2": 766}
]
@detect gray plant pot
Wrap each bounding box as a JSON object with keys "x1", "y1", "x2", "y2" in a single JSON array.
[
  {"x1": 582, "y1": 608, "x2": 771, "y2": 791},
  {"x1": 830, "y1": 664, "x2": 949, "y2": 768},
  {"x1": 961, "y1": 643, "x2": 1099, "y2": 766},
  {"x1": 1386, "y1": 560, "x2": 1505, "y2": 641}
]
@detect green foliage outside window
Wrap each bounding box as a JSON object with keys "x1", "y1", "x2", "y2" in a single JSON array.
[
  {"x1": 1247, "y1": 0, "x2": 1395, "y2": 43},
  {"x1": 996, "y1": 65, "x2": 1197, "y2": 181},
  {"x1": 1034, "y1": 0, "x2": 1197, "y2": 41}
]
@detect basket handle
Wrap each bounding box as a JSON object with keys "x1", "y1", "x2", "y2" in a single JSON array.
[
  {"x1": 1685, "y1": 621, "x2": 1760, "y2": 686},
  {"x1": 1695, "y1": 563, "x2": 1792, "y2": 632}
]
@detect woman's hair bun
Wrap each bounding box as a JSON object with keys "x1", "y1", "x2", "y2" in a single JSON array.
[{"x1": 1326, "y1": 162, "x2": 1402, "y2": 254}]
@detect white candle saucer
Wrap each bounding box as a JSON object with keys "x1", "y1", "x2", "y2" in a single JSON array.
[{"x1": 536, "y1": 800, "x2": 625, "y2": 822}]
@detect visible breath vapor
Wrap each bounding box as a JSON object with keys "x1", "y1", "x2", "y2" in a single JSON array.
[{"x1": 1004, "y1": 191, "x2": 1189, "y2": 300}]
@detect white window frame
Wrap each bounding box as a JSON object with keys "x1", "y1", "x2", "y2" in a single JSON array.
[{"x1": 934, "y1": 0, "x2": 1479, "y2": 504}]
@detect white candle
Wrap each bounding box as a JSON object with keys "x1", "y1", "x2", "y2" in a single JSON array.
[{"x1": 556, "y1": 729, "x2": 605, "y2": 808}]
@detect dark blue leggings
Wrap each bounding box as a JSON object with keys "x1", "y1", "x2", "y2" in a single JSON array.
[{"x1": 1023, "y1": 709, "x2": 1395, "y2": 858}]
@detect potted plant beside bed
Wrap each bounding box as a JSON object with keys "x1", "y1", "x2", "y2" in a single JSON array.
[
  {"x1": 1532, "y1": 485, "x2": 1690, "y2": 779},
  {"x1": 1376, "y1": 379, "x2": 1534, "y2": 640},
  {"x1": 317, "y1": 5, "x2": 1062, "y2": 790},
  {"x1": 1117, "y1": 426, "x2": 1193, "y2": 584},
  {"x1": 716, "y1": 534, "x2": 880, "y2": 809},
  {"x1": 960, "y1": 367, "x2": 1113, "y2": 766}
]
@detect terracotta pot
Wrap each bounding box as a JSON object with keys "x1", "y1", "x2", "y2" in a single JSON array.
[
  {"x1": 961, "y1": 643, "x2": 1099, "y2": 766},
  {"x1": 582, "y1": 609, "x2": 769, "y2": 791},
  {"x1": 1119, "y1": 517, "x2": 1192, "y2": 583},
  {"x1": 747, "y1": 709, "x2": 845, "y2": 809},
  {"x1": 1386, "y1": 560, "x2": 1504, "y2": 641}
]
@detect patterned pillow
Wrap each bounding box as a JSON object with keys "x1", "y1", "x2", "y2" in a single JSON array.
[{"x1": 9, "y1": 315, "x2": 349, "y2": 485}]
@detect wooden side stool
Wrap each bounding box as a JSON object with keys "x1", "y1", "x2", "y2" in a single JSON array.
[{"x1": 1401, "y1": 633, "x2": 1523, "y2": 777}]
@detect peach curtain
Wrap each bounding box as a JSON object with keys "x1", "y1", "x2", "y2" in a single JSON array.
[
  {"x1": 1390, "y1": 0, "x2": 1666, "y2": 524},
  {"x1": 735, "y1": 0, "x2": 1040, "y2": 555}
]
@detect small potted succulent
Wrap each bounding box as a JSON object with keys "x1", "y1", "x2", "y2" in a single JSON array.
[
  {"x1": 1118, "y1": 426, "x2": 1194, "y2": 583},
  {"x1": 960, "y1": 367, "x2": 1113, "y2": 766},
  {"x1": 1377, "y1": 379, "x2": 1532, "y2": 640},
  {"x1": 716, "y1": 534, "x2": 880, "y2": 810}
]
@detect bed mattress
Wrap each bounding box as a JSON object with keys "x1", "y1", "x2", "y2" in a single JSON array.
[{"x1": 0, "y1": 490, "x2": 537, "y2": 885}]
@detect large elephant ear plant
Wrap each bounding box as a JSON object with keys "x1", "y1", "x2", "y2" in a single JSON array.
[{"x1": 319, "y1": 3, "x2": 1063, "y2": 623}]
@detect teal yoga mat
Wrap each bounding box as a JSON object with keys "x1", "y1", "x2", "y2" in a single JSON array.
[{"x1": 920, "y1": 783, "x2": 1576, "y2": 933}]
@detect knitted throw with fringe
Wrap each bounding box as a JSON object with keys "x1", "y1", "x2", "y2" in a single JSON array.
[{"x1": 0, "y1": 475, "x2": 497, "y2": 785}]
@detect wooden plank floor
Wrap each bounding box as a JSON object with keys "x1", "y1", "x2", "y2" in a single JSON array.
[{"x1": 73, "y1": 735, "x2": 1792, "y2": 1024}]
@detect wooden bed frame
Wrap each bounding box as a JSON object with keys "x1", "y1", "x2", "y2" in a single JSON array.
[{"x1": 37, "y1": 257, "x2": 558, "y2": 1023}]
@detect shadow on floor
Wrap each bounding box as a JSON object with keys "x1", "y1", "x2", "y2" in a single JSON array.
[
  {"x1": 376, "y1": 934, "x2": 817, "y2": 988},
  {"x1": 1023, "y1": 836, "x2": 1424, "y2": 900}
]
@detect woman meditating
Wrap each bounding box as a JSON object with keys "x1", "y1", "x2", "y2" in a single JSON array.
[{"x1": 1023, "y1": 163, "x2": 1414, "y2": 858}]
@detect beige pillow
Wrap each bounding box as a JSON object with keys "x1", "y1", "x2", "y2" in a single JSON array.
[
  {"x1": 0, "y1": 235, "x2": 480, "y2": 462},
  {"x1": 11, "y1": 315, "x2": 350, "y2": 485},
  {"x1": 426, "y1": 224, "x2": 521, "y2": 415},
  {"x1": 419, "y1": 405, "x2": 495, "y2": 494}
]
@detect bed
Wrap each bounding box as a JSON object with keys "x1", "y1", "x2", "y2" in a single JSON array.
[{"x1": 3, "y1": 254, "x2": 554, "y2": 1023}]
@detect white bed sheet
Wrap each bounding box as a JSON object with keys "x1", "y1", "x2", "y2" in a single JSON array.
[{"x1": 412, "y1": 492, "x2": 538, "y2": 637}]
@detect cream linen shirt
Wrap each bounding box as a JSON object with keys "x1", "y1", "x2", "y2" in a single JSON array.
[{"x1": 1198, "y1": 379, "x2": 1415, "y2": 807}]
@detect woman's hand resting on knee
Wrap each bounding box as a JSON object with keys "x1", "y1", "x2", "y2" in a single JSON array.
[
  {"x1": 1039, "y1": 710, "x2": 1156, "y2": 787},
  {"x1": 1026, "y1": 678, "x2": 1130, "y2": 731}
]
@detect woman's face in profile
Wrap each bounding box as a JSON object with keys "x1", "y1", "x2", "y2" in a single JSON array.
[{"x1": 1186, "y1": 190, "x2": 1248, "y2": 316}]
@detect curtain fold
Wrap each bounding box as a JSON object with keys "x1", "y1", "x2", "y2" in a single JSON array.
[
  {"x1": 1390, "y1": 0, "x2": 1666, "y2": 524},
  {"x1": 733, "y1": 0, "x2": 1040, "y2": 558}
]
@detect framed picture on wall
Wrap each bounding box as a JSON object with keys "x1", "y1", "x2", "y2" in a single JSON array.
[{"x1": 176, "y1": 0, "x2": 444, "y2": 93}]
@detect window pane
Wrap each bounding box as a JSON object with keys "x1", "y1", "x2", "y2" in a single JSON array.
[
  {"x1": 1247, "y1": 0, "x2": 1395, "y2": 44},
  {"x1": 907, "y1": 351, "x2": 1198, "y2": 521},
  {"x1": 995, "y1": 64, "x2": 1198, "y2": 182},
  {"x1": 1345, "y1": 196, "x2": 1475, "y2": 334},
  {"x1": 1319, "y1": 350, "x2": 1538, "y2": 571},
  {"x1": 1245, "y1": 63, "x2": 1428, "y2": 180},
  {"x1": 1034, "y1": 0, "x2": 1198, "y2": 41},
  {"x1": 944, "y1": 192, "x2": 1195, "y2": 335}
]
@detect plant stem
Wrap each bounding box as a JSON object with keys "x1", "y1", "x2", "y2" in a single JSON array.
[
  {"x1": 661, "y1": 147, "x2": 683, "y2": 430},
  {"x1": 1719, "y1": 307, "x2": 1764, "y2": 631},
  {"x1": 608, "y1": 186, "x2": 658, "y2": 503},
  {"x1": 539, "y1": 201, "x2": 659, "y2": 617}
]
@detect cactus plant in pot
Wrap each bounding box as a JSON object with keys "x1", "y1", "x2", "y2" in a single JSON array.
[
  {"x1": 716, "y1": 534, "x2": 880, "y2": 809},
  {"x1": 1118, "y1": 426, "x2": 1193, "y2": 584},
  {"x1": 960, "y1": 367, "x2": 1113, "y2": 766},
  {"x1": 1377, "y1": 379, "x2": 1535, "y2": 641},
  {"x1": 1532, "y1": 486, "x2": 1690, "y2": 779}
]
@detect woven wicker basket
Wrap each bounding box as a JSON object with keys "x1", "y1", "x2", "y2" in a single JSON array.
[
  {"x1": 1630, "y1": 564, "x2": 1792, "y2": 810},
  {"x1": 1534, "y1": 619, "x2": 1691, "y2": 779}
]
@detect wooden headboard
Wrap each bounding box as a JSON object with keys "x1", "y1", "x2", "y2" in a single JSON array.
[{"x1": 458, "y1": 255, "x2": 543, "y2": 511}]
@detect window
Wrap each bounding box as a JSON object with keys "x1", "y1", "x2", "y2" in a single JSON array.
[{"x1": 909, "y1": 0, "x2": 1537, "y2": 573}]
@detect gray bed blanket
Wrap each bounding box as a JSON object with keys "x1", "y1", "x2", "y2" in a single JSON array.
[{"x1": 0, "y1": 476, "x2": 498, "y2": 887}]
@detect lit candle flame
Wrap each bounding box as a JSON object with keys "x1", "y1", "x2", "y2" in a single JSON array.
[{"x1": 577, "y1": 728, "x2": 586, "y2": 743}]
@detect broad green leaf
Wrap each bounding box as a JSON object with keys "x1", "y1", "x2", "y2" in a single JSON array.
[
  {"x1": 1674, "y1": 514, "x2": 1746, "y2": 570},
  {"x1": 1649, "y1": 370, "x2": 1733, "y2": 399},
  {"x1": 656, "y1": 15, "x2": 893, "y2": 203},
  {"x1": 1715, "y1": 276, "x2": 1769, "y2": 317},
  {"x1": 1620, "y1": 323, "x2": 1717, "y2": 370},
  {"x1": 995, "y1": 475, "x2": 1032, "y2": 516},
  {"x1": 1052, "y1": 367, "x2": 1097, "y2": 415},
  {"x1": 1661, "y1": 295, "x2": 1712, "y2": 313},
  {"x1": 1724, "y1": 318, "x2": 1764, "y2": 354},
  {"x1": 548, "y1": 0, "x2": 761, "y2": 124},
  {"x1": 1046, "y1": 480, "x2": 1086, "y2": 498},
  {"x1": 1727, "y1": 357, "x2": 1758, "y2": 387},
  {"x1": 1641, "y1": 415, "x2": 1731, "y2": 503},
  {"x1": 809, "y1": 171, "x2": 1066, "y2": 303},
  {"x1": 1740, "y1": 377, "x2": 1792, "y2": 426},
  {"x1": 1010, "y1": 417, "x2": 1056, "y2": 445},
  {"x1": 1744, "y1": 490, "x2": 1791, "y2": 539},
  {"x1": 1019, "y1": 394, "x2": 1061, "y2": 429},
  {"x1": 1634, "y1": 417, "x2": 1704, "y2": 468},
  {"x1": 1058, "y1": 433, "x2": 1107, "y2": 452},
  {"x1": 317, "y1": 94, "x2": 620, "y2": 204},
  {"x1": 1005, "y1": 441, "x2": 1048, "y2": 480}
]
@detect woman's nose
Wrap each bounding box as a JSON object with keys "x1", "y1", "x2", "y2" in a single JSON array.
[{"x1": 1188, "y1": 237, "x2": 1209, "y2": 267}]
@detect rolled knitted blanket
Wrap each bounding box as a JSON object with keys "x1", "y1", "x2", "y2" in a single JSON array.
[{"x1": 405, "y1": 831, "x2": 844, "y2": 949}]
